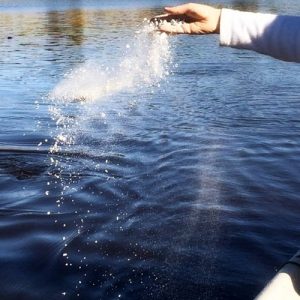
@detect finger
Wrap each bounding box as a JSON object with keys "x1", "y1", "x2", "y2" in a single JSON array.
[
  {"x1": 158, "y1": 23, "x2": 182, "y2": 34},
  {"x1": 150, "y1": 13, "x2": 172, "y2": 23},
  {"x1": 164, "y1": 4, "x2": 191, "y2": 16},
  {"x1": 150, "y1": 13, "x2": 190, "y2": 23},
  {"x1": 158, "y1": 22, "x2": 191, "y2": 34}
]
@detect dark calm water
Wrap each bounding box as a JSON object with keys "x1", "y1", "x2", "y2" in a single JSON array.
[{"x1": 0, "y1": 0, "x2": 299, "y2": 299}]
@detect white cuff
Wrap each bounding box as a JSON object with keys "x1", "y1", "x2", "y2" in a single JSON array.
[{"x1": 219, "y1": 8, "x2": 235, "y2": 47}]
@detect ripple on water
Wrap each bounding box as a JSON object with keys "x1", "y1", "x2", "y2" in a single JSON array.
[{"x1": 1, "y1": 3, "x2": 300, "y2": 300}]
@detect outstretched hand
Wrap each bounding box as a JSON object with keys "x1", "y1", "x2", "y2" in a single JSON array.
[{"x1": 152, "y1": 3, "x2": 221, "y2": 34}]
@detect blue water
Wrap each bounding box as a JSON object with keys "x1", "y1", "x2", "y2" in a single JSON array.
[{"x1": 0, "y1": 1, "x2": 300, "y2": 299}]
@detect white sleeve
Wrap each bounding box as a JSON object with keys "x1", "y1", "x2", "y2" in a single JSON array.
[{"x1": 220, "y1": 8, "x2": 300, "y2": 62}]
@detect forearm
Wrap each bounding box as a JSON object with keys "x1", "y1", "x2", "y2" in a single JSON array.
[{"x1": 219, "y1": 9, "x2": 300, "y2": 62}]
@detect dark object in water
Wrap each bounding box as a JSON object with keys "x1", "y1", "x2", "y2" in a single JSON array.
[
  {"x1": 7, "y1": 36, "x2": 13, "y2": 39},
  {"x1": 0, "y1": 155, "x2": 47, "y2": 180}
]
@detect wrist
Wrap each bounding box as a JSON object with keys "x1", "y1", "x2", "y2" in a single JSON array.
[{"x1": 214, "y1": 8, "x2": 221, "y2": 34}]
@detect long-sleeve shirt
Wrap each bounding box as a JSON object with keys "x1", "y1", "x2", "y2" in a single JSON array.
[{"x1": 220, "y1": 8, "x2": 300, "y2": 63}]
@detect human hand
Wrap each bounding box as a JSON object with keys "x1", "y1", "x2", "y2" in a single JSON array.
[{"x1": 152, "y1": 3, "x2": 221, "y2": 34}]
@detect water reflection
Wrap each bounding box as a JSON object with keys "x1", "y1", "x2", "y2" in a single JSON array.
[
  {"x1": 231, "y1": 0, "x2": 259, "y2": 11},
  {"x1": 46, "y1": 9, "x2": 86, "y2": 45}
]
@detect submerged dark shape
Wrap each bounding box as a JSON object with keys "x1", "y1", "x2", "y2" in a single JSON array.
[{"x1": 0, "y1": 155, "x2": 48, "y2": 180}]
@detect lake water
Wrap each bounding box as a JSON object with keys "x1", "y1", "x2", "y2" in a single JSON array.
[{"x1": 0, "y1": 0, "x2": 299, "y2": 299}]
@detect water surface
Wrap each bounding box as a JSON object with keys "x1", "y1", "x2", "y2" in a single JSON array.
[{"x1": 0, "y1": 1, "x2": 300, "y2": 299}]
